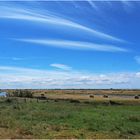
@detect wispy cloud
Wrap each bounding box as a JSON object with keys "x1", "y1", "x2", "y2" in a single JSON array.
[
  {"x1": 0, "y1": 57, "x2": 25, "y2": 61},
  {"x1": 0, "y1": 56, "x2": 50, "y2": 61},
  {"x1": 87, "y1": 0, "x2": 99, "y2": 11},
  {"x1": 16, "y1": 38, "x2": 128, "y2": 52},
  {"x1": 121, "y1": 1, "x2": 133, "y2": 8},
  {"x1": 50, "y1": 63, "x2": 72, "y2": 71},
  {"x1": 0, "y1": 5, "x2": 125, "y2": 42},
  {"x1": 0, "y1": 65, "x2": 139, "y2": 89},
  {"x1": 120, "y1": 1, "x2": 134, "y2": 13}
]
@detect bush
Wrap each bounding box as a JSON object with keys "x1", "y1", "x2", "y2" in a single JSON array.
[
  {"x1": 12, "y1": 90, "x2": 33, "y2": 98},
  {"x1": 128, "y1": 116, "x2": 140, "y2": 122},
  {"x1": 103, "y1": 95, "x2": 108, "y2": 98},
  {"x1": 69, "y1": 99, "x2": 80, "y2": 103},
  {"x1": 5, "y1": 98, "x2": 12, "y2": 103},
  {"x1": 109, "y1": 100, "x2": 122, "y2": 105}
]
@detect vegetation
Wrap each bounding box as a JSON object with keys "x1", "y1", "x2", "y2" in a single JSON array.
[
  {"x1": 5, "y1": 89, "x2": 140, "y2": 96},
  {"x1": 0, "y1": 97, "x2": 139, "y2": 139},
  {"x1": 9, "y1": 90, "x2": 33, "y2": 98}
]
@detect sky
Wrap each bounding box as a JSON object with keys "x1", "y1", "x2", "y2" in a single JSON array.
[{"x1": 0, "y1": 1, "x2": 140, "y2": 89}]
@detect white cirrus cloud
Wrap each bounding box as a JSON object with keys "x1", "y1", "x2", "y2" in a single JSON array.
[
  {"x1": 0, "y1": 56, "x2": 50, "y2": 61},
  {"x1": 0, "y1": 5, "x2": 126, "y2": 42},
  {"x1": 87, "y1": 0, "x2": 99, "y2": 11},
  {"x1": 16, "y1": 38, "x2": 128, "y2": 52},
  {"x1": 50, "y1": 63, "x2": 72, "y2": 71}
]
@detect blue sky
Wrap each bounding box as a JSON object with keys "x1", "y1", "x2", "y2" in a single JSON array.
[{"x1": 0, "y1": 1, "x2": 140, "y2": 89}]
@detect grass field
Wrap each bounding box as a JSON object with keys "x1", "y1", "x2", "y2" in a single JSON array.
[{"x1": 0, "y1": 97, "x2": 140, "y2": 139}]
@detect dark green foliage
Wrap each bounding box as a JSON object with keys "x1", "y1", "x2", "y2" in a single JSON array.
[
  {"x1": 69, "y1": 99, "x2": 80, "y2": 103},
  {"x1": 11, "y1": 90, "x2": 33, "y2": 98},
  {"x1": 5, "y1": 98, "x2": 12, "y2": 103},
  {"x1": 109, "y1": 100, "x2": 122, "y2": 105},
  {"x1": 103, "y1": 95, "x2": 108, "y2": 98},
  {"x1": 128, "y1": 116, "x2": 140, "y2": 122}
]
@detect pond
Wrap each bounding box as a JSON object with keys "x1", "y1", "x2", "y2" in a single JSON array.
[{"x1": 0, "y1": 92, "x2": 7, "y2": 97}]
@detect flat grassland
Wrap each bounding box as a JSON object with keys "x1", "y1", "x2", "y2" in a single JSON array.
[{"x1": 0, "y1": 89, "x2": 140, "y2": 139}]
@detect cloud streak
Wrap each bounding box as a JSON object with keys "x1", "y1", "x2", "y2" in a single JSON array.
[
  {"x1": 87, "y1": 0, "x2": 99, "y2": 11},
  {"x1": 50, "y1": 63, "x2": 72, "y2": 71},
  {"x1": 0, "y1": 5, "x2": 125, "y2": 42},
  {"x1": 0, "y1": 56, "x2": 50, "y2": 61},
  {"x1": 16, "y1": 38, "x2": 128, "y2": 52}
]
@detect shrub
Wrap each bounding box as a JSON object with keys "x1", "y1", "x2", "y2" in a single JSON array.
[
  {"x1": 84, "y1": 101, "x2": 90, "y2": 104},
  {"x1": 103, "y1": 95, "x2": 108, "y2": 98},
  {"x1": 69, "y1": 99, "x2": 80, "y2": 103},
  {"x1": 109, "y1": 100, "x2": 122, "y2": 105},
  {"x1": 128, "y1": 116, "x2": 140, "y2": 122},
  {"x1": 12, "y1": 90, "x2": 33, "y2": 98},
  {"x1": 5, "y1": 98, "x2": 12, "y2": 103}
]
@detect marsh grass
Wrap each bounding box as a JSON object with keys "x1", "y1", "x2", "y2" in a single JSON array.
[{"x1": 0, "y1": 98, "x2": 139, "y2": 139}]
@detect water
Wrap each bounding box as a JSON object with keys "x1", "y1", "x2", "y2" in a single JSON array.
[{"x1": 0, "y1": 92, "x2": 7, "y2": 97}]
